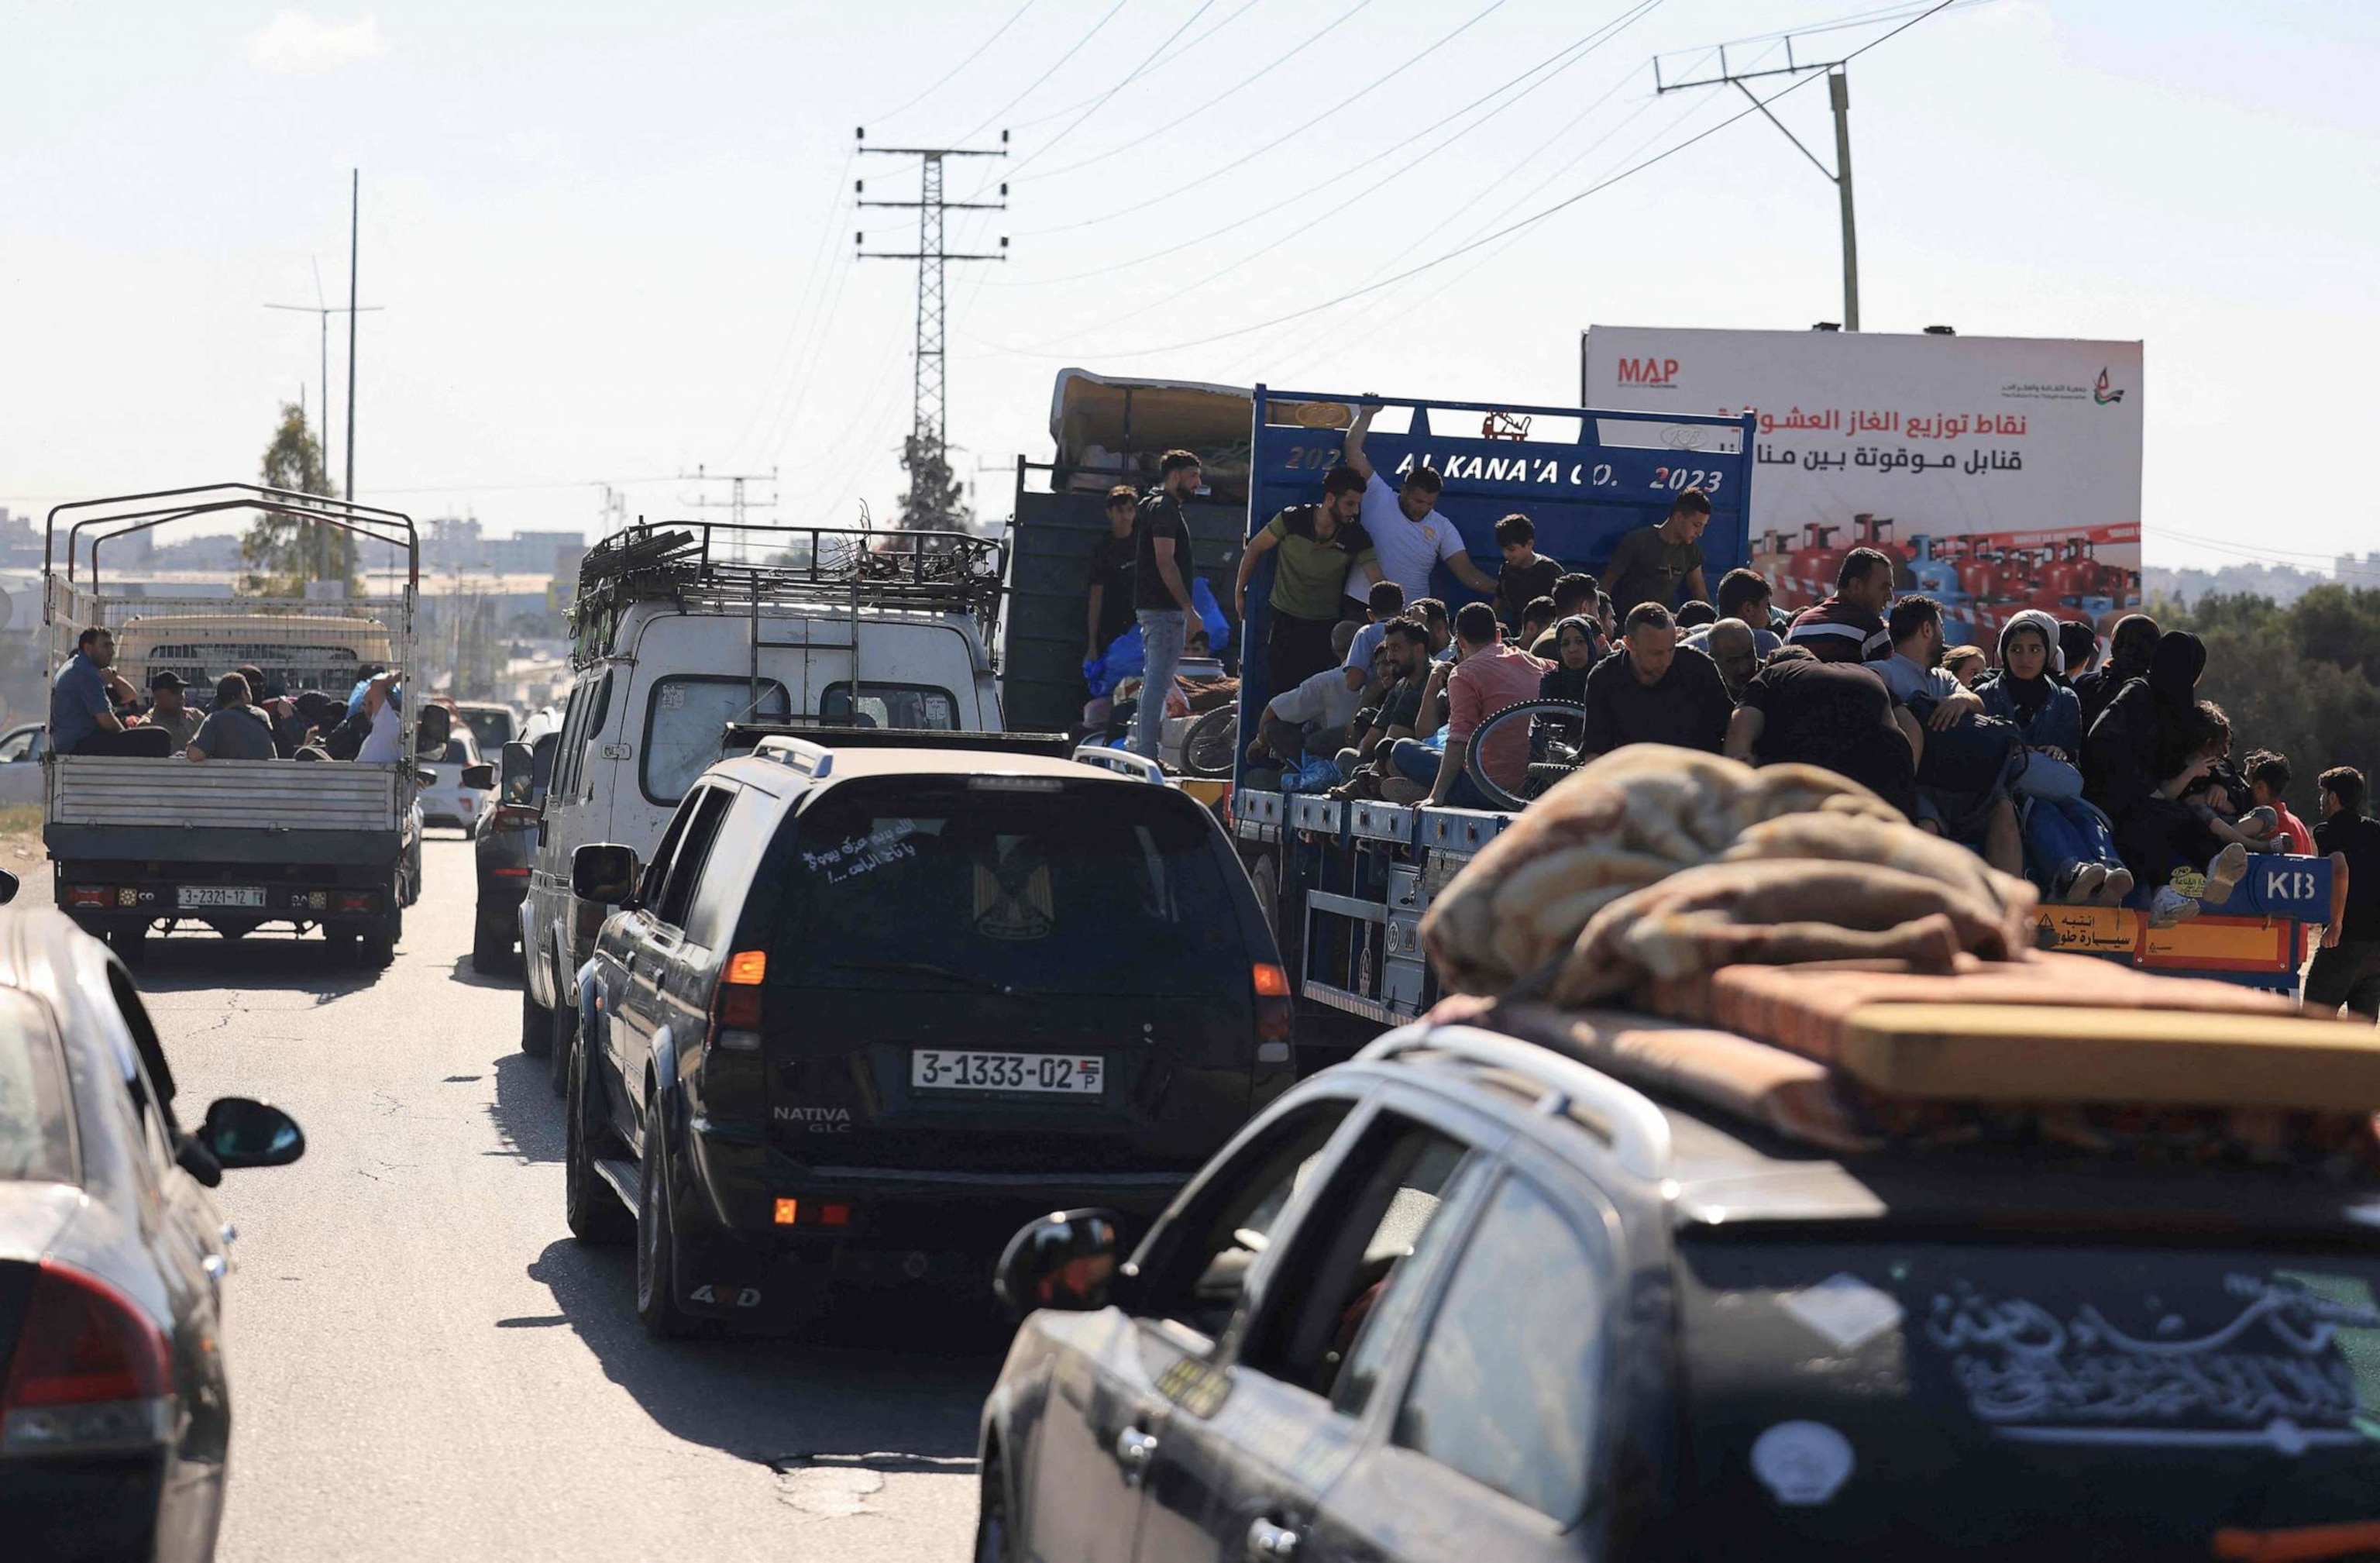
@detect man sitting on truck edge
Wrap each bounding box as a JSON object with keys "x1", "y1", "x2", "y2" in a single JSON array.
[
  {"x1": 1130, "y1": 451, "x2": 1202, "y2": 764},
  {"x1": 1787, "y1": 546, "x2": 1897, "y2": 664},
  {"x1": 1337, "y1": 579, "x2": 1407, "y2": 693},
  {"x1": 1236, "y1": 463, "x2": 1381, "y2": 693},
  {"x1": 51, "y1": 626, "x2": 138, "y2": 756},
  {"x1": 1601, "y1": 488, "x2": 1711, "y2": 618},
  {"x1": 186, "y1": 673, "x2": 279, "y2": 763},
  {"x1": 1340, "y1": 402, "x2": 1498, "y2": 609}
]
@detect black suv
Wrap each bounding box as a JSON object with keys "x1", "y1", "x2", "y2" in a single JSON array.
[
  {"x1": 979, "y1": 1021, "x2": 2380, "y2": 1563},
  {"x1": 562, "y1": 730, "x2": 1293, "y2": 1337}
]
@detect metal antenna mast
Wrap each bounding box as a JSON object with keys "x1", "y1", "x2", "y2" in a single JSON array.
[
  {"x1": 1656, "y1": 35, "x2": 1861, "y2": 329},
  {"x1": 854, "y1": 128, "x2": 1008, "y2": 527}
]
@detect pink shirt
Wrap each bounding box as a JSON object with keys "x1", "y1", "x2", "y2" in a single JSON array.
[{"x1": 1447, "y1": 642, "x2": 1554, "y2": 791}]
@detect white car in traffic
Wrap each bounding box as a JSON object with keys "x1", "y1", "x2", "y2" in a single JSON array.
[{"x1": 416, "y1": 727, "x2": 490, "y2": 832}]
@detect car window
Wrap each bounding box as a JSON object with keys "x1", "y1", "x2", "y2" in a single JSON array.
[
  {"x1": 529, "y1": 734, "x2": 556, "y2": 800},
  {"x1": 641, "y1": 676, "x2": 790, "y2": 804},
  {"x1": 0, "y1": 728, "x2": 33, "y2": 763},
  {"x1": 637, "y1": 789, "x2": 705, "y2": 907},
  {"x1": 556, "y1": 673, "x2": 611, "y2": 804},
  {"x1": 0, "y1": 989, "x2": 75, "y2": 1184},
  {"x1": 552, "y1": 683, "x2": 590, "y2": 802},
  {"x1": 1394, "y1": 1173, "x2": 1604, "y2": 1523},
  {"x1": 655, "y1": 787, "x2": 734, "y2": 931},
  {"x1": 769, "y1": 780, "x2": 1250, "y2": 999},
  {"x1": 1139, "y1": 1100, "x2": 1357, "y2": 1345},
  {"x1": 442, "y1": 738, "x2": 473, "y2": 764},
  {"x1": 818, "y1": 681, "x2": 958, "y2": 732}
]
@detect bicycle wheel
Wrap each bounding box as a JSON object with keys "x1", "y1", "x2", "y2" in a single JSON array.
[
  {"x1": 1181, "y1": 707, "x2": 1239, "y2": 779},
  {"x1": 1461, "y1": 699, "x2": 1590, "y2": 812}
]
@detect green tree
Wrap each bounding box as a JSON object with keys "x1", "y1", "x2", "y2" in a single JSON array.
[
  {"x1": 2155, "y1": 590, "x2": 2380, "y2": 821},
  {"x1": 895, "y1": 434, "x2": 972, "y2": 532},
  {"x1": 240, "y1": 402, "x2": 359, "y2": 595}
]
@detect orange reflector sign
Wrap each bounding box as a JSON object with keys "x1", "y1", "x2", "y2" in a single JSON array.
[{"x1": 1252, "y1": 963, "x2": 1290, "y2": 998}]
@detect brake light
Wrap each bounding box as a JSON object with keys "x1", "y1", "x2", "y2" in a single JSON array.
[
  {"x1": 1254, "y1": 962, "x2": 1292, "y2": 1045},
  {"x1": 771, "y1": 1198, "x2": 855, "y2": 1230},
  {"x1": 335, "y1": 892, "x2": 375, "y2": 912},
  {"x1": 0, "y1": 1260, "x2": 174, "y2": 1455},
  {"x1": 492, "y1": 866, "x2": 530, "y2": 878},
  {"x1": 64, "y1": 887, "x2": 111, "y2": 909},
  {"x1": 710, "y1": 951, "x2": 765, "y2": 1037}
]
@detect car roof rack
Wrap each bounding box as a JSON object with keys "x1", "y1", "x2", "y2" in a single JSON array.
[
  {"x1": 1358, "y1": 1023, "x2": 1673, "y2": 1180},
  {"x1": 722, "y1": 723, "x2": 1076, "y2": 760},
  {"x1": 569, "y1": 519, "x2": 1006, "y2": 654},
  {"x1": 1068, "y1": 746, "x2": 1174, "y2": 787}
]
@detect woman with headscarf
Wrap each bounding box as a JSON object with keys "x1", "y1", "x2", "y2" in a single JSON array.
[
  {"x1": 1982, "y1": 610, "x2": 2129, "y2": 904},
  {"x1": 2074, "y1": 611, "x2": 2158, "y2": 732},
  {"x1": 2084, "y1": 629, "x2": 2247, "y2": 918},
  {"x1": 1532, "y1": 615, "x2": 1601, "y2": 763}
]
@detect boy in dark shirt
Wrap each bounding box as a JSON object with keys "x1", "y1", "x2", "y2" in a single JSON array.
[
  {"x1": 2308, "y1": 766, "x2": 2380, "y2": 1020},
  {"x1": 1493, "y1": 513, "x2": 1563, "y2": 632}
]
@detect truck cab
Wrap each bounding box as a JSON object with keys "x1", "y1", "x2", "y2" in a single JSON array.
[{"x1": 518, "y1": 521, "x2": 1008, "y2": 1079}]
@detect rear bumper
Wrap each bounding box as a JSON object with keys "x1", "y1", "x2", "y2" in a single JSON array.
[{"x1": 56, "y1": 860, "x2": 399, "y2": 932}]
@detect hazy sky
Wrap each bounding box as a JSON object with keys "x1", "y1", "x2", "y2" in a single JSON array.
[{"x1": 5, "y1": 1, "x2": 2374, "y2": 573}]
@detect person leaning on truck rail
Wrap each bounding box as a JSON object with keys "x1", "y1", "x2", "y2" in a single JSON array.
[
  {"x1": 185, "y1": 674, "x2": 279, "y2": 763},
  {"x1": 1130, "y1": 452, "x2": 1202, "y2": 765},
  {"x1": 50, "y1": 626, "x2": 137, "y2": 755},
  {"x1": 1601, "y1": 487, "x2": 1711, "y2": 618}
]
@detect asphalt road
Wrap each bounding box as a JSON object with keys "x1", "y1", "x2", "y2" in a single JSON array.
[{"x1": 139, "y1": 835, "x2": 999, "y2": 1562}]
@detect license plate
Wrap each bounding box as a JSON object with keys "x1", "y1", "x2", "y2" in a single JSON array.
[
  {"x1": 910, "y1": 1050, "x2": 1105, "y2": 1096},
  {"x1": 178, "y1": 886, "x2": 265, "y2": 908}
]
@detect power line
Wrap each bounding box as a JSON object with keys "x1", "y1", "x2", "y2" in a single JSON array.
[
  {"x1": 1016, "y1": 0, "x2": 1514, "y2": 238},
  {"x1": 994, "y1": 0, "x2": 1664, "y2": 350},
  {"x1": 999, "y1": 0, "x2": 1227, "y2": 185},
  {"x1": 865, "y1": 0, "x2": 1041, "y2": 125},
  {"x1": 726, "y1": 150, "x2": 855, "y2": 468},
  {"x1": 1016, "y1": 0, "x2": 1960, "y2": 361},
  {"x1": 957, "y1": 0, "x2": 1133, "y2": 144},
  {"x1": 1018, "y1": 0, "x2": 1377, "y2": 185}
]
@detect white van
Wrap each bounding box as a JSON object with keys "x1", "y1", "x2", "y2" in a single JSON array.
[{"x1": 516, "y1": 522, "x2": 1005, "y2": 1070}]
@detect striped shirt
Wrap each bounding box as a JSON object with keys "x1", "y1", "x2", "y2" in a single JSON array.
[{"x1": 1786, "y1": 597, "x2": 1889, "y2": 663}]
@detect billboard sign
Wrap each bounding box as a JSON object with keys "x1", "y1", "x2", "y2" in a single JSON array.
[{"x1": 1581, "y1": 326, "x2": 2143, "y2": 644}]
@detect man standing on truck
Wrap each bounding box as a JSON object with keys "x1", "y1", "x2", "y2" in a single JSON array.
[
  {"x1": 1236, "y1": 464, "x2": 1381, "y2": 692},
  {"x1": 1601, "y1": 488, "x2": 1711, "y2": 616},
  {"x1": 1341, "y1": 404, "x2": 1498, "y2": 610},
  {"x1": 1131, "y1": 452, "x2": 1202, "y2": 763},
  {"x1": 1084, "y1": 485, "x2": 1140, "y2": 669}
]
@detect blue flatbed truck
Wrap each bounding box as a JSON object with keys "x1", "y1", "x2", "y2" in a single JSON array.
[
  {"x1": 1226, "y1": 388, "x2": 1758, "y2": 1035},
  {"x1": 1222, "y1": 387, "x2": 2334, "y2": 1042}
]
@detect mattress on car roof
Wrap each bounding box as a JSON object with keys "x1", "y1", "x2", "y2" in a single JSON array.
[{"x1": 1641, "y1": 955, "x2": 2380, "y2": 1109}]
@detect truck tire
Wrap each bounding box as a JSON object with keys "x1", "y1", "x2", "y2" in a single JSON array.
[
  {"x1": 549, "y1": 982, "x2": 575, "y2": 1095},
  {"x1": 634, "y1": 1112, "x2": 703, "y2": 1341},
  {"x1": 521, "y1": 985, "x2": 554, "y2": 1059},
  {"x1": 108, "y1": 926, "x2": 149, "y2": 967},
  {"x1": 565, "y1": 1041, "x2": 632, "y2": 1246},
  {"x1": 361, "y1": 931, "x2": 397, "y2": 969}
]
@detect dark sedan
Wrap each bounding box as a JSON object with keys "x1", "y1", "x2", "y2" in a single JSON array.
[
  {"x1": 473, "y1": 705, "x2": 558, "y2": 976},
  {"x1": 0, "y1": 890, "x2": 304, "y2": 1562}
]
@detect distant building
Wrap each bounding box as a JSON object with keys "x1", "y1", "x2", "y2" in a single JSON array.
[{"x1": 2337, "y1": 552, "x2": 2380, "y2": 583}]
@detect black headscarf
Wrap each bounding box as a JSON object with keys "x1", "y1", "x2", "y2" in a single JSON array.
[
  {"x1": 2107, "y1": 613, "x2": 2161, "y2": 681},
  {"x1": 2145, "y1": 630, "x2": 2206, "y2": 776},
  {"x1": 1537, "y1": 616, "x2": 1599, "y2": 704},
  {"x1": 1994, "y1": 615, "x2": 2058, "y2": 727}
]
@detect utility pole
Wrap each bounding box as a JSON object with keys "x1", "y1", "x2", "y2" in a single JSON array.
[
  {"x1": 346, "y1": 168, "x2": 361, "y2": 500},
  {"x1": 678, "y1": 465, "x2": 781, "y2": 553},
  {"x1": 265, "y1": 254, "x2": 382, "y2": 566},
  {"x1": 1656, "y1": 37, "x2": 1860, "y2": 329},
  {"x1": 855, "y1": 128, "x2": 1009, "y2": 528}
]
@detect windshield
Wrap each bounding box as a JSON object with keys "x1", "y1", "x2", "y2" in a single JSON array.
[
  {"x1": 0, "y1": 990, "x2": 74, "y2": 1184},
  {"x1": 460, "y1": 708, "x2": 514, "y2": 750},
  {"x1": 769, "y1": 782, "x2": 1248, "y2": 997},
  {"x1": 641, "y1": 675, "x2": 791, "y2": 804}
]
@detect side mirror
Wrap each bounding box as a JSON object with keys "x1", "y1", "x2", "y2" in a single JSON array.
[
  {"x1": 994, "y1": 1208, "x2": 1123, "y2": 1318},
  {"x1": 572, "y1": 842, "x2": 638, "y2": 905},
  {"x1": 203, "y1": 1097, "x2": 305, "y2": 1169},
  {"x1": 0, "y1": 868, "x2": 17, "y2": 905},
  {"x1": 460, "y1": 763, "x2": 497, "y2": 790},
  {"x1": 414, "y1": 768, "x2": 439, "y2": 788}
]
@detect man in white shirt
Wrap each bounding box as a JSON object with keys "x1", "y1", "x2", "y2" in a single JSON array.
[
  {"x1": 1254, "y1": 626, "x2": 1371, "y2": 767},
  {"x1": 1340, "y1": 402, "x2": 1498, "y2": 610}
]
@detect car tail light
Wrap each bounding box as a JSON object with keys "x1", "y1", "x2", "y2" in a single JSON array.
[
  {"x1": 1253, "y1": 962, "x2": 1292, "y2": 1044},
  {"x1": 335, "y1": 892, "x2": 375, "y2": 913},
  {"x1": 64, "y1": 887, "x2": 112, "y2": 909},
  {"x1": 710, "y1": 950, "x2": 765, "y2": 1044},
  {"x1": 492, "y1": 866, "x2": 530, "y2": 879},
  {"x1": 772, "y1": 1198, "x2": 855, "y2": 1230},
  {"x1": 0, "y1": 1261, "x2": 174, "y2": 1455}
]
